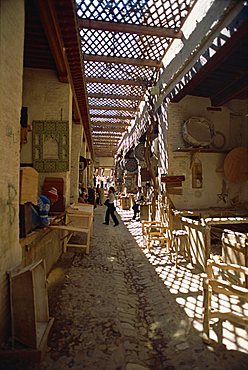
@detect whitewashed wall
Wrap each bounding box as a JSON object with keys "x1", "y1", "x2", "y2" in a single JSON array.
[
  {"x1": 0, "y1": 0, "x2": 24, "y2": 344},
  {"x1": 162, "y1": 95, "x2": 248, "y2": 210},
  {"x1": 21, "y1": 68, "x2": 72, "y2": 207}
]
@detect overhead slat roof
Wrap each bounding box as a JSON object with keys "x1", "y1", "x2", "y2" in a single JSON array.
[
  {"x1": 75, "y1": 0, "x2": 196, "y2": 157},
  {"x1": 24, "y1": 1, "x2": 247, "y2": 160}
]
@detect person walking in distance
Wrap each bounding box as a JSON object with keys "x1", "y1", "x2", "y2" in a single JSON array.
[
  {"x1": 103, "y1": 186, "x2": 119, "y2": 226},
  {"x1": 132, "y1": 186, "x2": 144, "y2": 220}
]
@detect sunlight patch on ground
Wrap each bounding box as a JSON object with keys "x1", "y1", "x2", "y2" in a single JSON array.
[{"x1": 116, "y1": 206, "x2": 248, "y2": 353}]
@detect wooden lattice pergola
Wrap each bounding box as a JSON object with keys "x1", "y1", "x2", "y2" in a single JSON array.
[
  {"x1": 25, "y1": 1, "x2": 247, "y2": 159},
  {"x1": 75, "y1": 0, "x2": 196, "y2": 157}
]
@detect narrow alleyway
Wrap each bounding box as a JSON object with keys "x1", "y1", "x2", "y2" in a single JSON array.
[{"x1": 34, "y1": 205, "x2": 247, "y2": 370}]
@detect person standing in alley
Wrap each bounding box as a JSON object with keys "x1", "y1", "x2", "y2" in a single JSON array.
[{"x1": 103, "y1": 186, "x2": 119, "y2": 226}]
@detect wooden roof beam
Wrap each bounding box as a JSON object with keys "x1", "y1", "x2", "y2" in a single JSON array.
[
  {"x1": 91, "y1": 114, "x2": 134, "y2": 120},
  {"x1": 90, "y1": 105, "x2": 138, "y2": 113},
  {"x1": 93, "y1": 133, "x2": 121, "y2": 136},
  {"x1": 94, "y1": 146, "x2": 117, "y2": 148},
  {"x1": 95, "y1": 150, "x2": 117, "y2": 153},
  {"x1": 84, "y1": 54, "x2": 160, "y2": 68},
  {"x1": 95, "y1": 151, "x2": 117, "y2": 153},
  {"x1": 93, "y1": 137, "x2": 120, "y2": 141},
  {"x1": 93, "y1": 142, "x2": 119, "y2": 146},
  {"x1": 91, "y1": 121, "x2": 129, "y2": 125},
  {"x1": 92, "y1": 123, "x2": 127, "y2": 127},
  {"x1": 38, "y1": 0, "x2": 93, "y2": 156},
  {"x1": 95, "y1": 145, "x2": 117, "y2": 147},
  {"x1": 93, "y1": 131, "x2": 126, "y2": 135},
  {"x1": 93, "y1": 129, "x2": 123, "y2": 133},
  {"x1": 93, "y1": 142, "x2": 120, "y2": 145},
  {"x1": 94, "y1": 138, "x2": 119, "y2": 140},
  {"x1": 86, "y1": 77, "x2": 145, "y2": 87},
  {"x1": 91, "y1": 122, "x2": 129, "y2": 130},
  {"x1": 94, "y1": 142, "x2": 119, "y2": 145},
  {"x1": 212, "y1": 74, "x2": 248, "y2": 107},
  {"x1": 93, "y1": 143, "x2": 119, "y2": 146},
  {"x1": 94, "y1": 145, "x2": 119, "y2": 149},
  {"x1": 88, "y1": 93, "x2": 143, "y2": 101},
  {"x1": 95, "y1": 152, "x2": 117, "y2": 155},
  {"x1": 94, "y1": 149, "x2": 118, "y2": 152},
  {"x1": 92, "y1": 128, "x2": 127, "y2": 133},
  {"x1": 92, "y1": 129, "x2": 123, "y2": 133},
  {"x1": 93, "y1": 136, "x2": 122, "y2": 139},
  {"x1": 94, "y1": 150, "x2": 117, "y2": 152},
  {"x1": 37, "y1": 0, "x2": 67, "y2": 82},
  {"x1": 78, "y1": 19, "x2": 183, "y2": 39}
]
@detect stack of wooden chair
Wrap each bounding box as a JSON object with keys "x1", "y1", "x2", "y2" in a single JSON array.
[{"x1": 142, "y1": 214, "x2": 192, "y2": 267}]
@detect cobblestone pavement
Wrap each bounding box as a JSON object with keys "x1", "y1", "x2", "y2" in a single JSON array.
[{"x1": 33, "y1": 205, "x2": 247, "y2": 370}]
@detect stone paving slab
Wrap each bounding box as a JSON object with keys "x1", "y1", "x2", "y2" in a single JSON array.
[{"x1": 30, "y1": 205, "x2": 248, "y2": 370}]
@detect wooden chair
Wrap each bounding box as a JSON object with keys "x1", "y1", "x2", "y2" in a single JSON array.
[
  {"x1": 203, "y1": 259, "x2": 248, "y2": 343},
  {"x1": 141, "y1": 220, "x2": 162, "y2": 237},
  {"x1": 67, "y1": 206, "x2": 94, "y2": 236},
  {"x1": 64, "y1": 211, "x2": 93, "y2": 253},
  {"x1": 144, "y1": 222, "x2": 171, "y2": 251},
  {"x1": 50, "y1": 206, "x2": 93, "y2": 254}
]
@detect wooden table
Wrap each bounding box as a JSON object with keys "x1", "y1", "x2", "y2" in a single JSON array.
[
  {"x1": 70, "y1": 203, "x2": 94, "y2": 214},
  {"x1": 179, "y1": 214, "x2": 248, "y2": 271},
  {"x1": 50, "y1": 204, "x2": 94, "y2": 254}
]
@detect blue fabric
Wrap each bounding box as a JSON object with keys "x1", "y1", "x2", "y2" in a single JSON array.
[{"x1": 31, "y1": 195, "x2": 50, "y2": 228}]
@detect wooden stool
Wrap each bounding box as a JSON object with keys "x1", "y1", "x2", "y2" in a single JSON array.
[{"x1": 171, "y1": 229, "x2": 192, "y2": 267}]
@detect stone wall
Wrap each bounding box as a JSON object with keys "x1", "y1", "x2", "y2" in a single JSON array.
[{"x1": 0, "y1": 0, "x2": 25, "y2": 344}]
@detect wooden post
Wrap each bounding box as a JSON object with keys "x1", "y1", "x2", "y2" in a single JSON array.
[
  {"x1": 204, "y1": 225, "x2": 211, "y2": 270},
  {"x1": 246, "y1": 237, "x2": 248, "y2": 287},
  {"x1": 203, "y1": 278, "x2": 211, "y2": 343}
]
